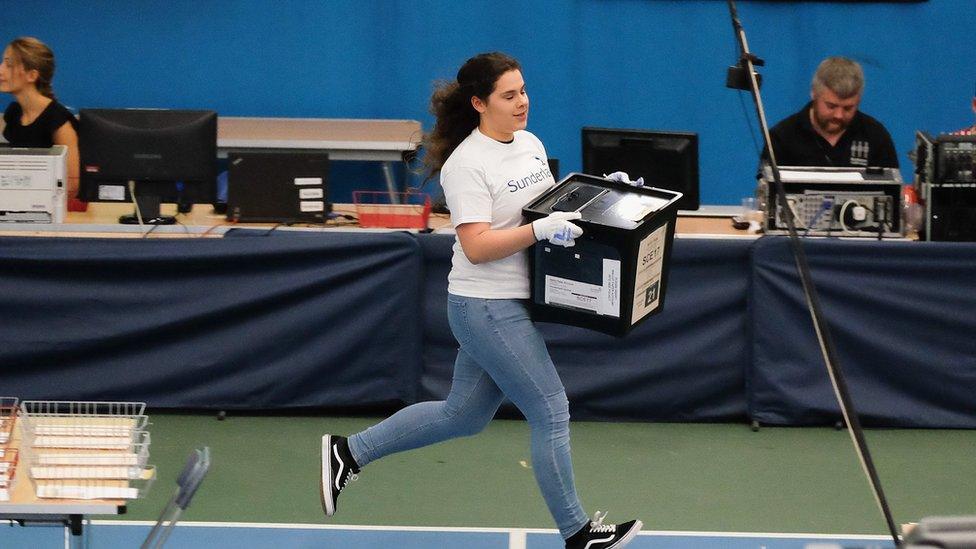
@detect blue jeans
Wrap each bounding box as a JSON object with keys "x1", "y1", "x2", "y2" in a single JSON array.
[{"x1": 348, "y1": 295, "x2": 589, "y2": 538}]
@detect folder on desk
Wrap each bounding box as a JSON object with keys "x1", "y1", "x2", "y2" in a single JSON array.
[{"x1": 226, "y1": 152, "x2": 330, "y2": 223}]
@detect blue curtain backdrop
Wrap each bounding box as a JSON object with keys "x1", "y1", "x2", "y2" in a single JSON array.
[{"x1": 1, "y1": 0, "x2": 971, "y2": 204}]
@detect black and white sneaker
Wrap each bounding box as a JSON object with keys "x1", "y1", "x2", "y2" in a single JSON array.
[
  {"x1": 320, "y1": 434, "x2": 360, "y2": 516},
  {"x1": 565, "y1": 511, "x2": 642, "y2": 549}
]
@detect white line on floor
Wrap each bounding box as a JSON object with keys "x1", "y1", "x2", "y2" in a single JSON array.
[{"x1": 90, "y1": 519, "x2": 892, "y2": 540}]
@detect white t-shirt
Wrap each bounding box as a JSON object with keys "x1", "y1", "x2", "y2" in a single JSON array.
[{"x1": 441, "y1": 127, "x2": 555, "y2": 299}]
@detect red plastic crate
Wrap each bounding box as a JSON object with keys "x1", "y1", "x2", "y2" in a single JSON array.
[{"x1": 353, "y1": 191, "x2": 431, "y2": 229}]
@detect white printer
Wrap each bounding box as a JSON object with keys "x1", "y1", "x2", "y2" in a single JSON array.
[{"x1": 0, "y1": 145, "x2": 67, "y2": 223}]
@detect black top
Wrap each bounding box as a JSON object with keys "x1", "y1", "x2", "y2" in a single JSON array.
[
  {"x1": 767, "y1": 102, "x2": 899, "y2": 168},
  {"x1": 3, "y1": 100, "x2": 79, "y2": 148}
]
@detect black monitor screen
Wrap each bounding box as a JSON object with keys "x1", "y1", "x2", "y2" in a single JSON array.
[
  {"x1": 582, "y1": 127, "x2": 699, "y2": 210},
  {"x1": 79, "y1": 108, "x2": 217, "y2": 223}
]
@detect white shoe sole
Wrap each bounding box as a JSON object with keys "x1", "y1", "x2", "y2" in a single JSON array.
[
  {"x1": 607, "y1": 520, "x2": 642, "y2": 548},
  {"x1": 320, "y1": 434, "x2": 335, "y2": 516}
]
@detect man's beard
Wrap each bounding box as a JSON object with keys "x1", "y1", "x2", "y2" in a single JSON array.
[{"x1": 812, "y1": 111, "x2": 848, "y2": 136}]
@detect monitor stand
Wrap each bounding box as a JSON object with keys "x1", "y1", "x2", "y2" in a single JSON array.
[{"x1": 119, "y1": 194, "x2": 177, "y2": 225}]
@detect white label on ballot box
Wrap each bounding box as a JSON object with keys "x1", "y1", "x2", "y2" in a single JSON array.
[
  {"x1": 632, "y1": 223, "x2": 668, "y2": 325},
  {"x1": 300, "y1": 200, "x2": 325, "y2": 212},
  {"x1": 294, "y1": 177, "x2": 323, "y2": 186},
  {"x1": 98, "y1": 184, "x2": 126, "y2": 201},
  {"x1": 544, "y1": 259, "x2": 620, "y2": 317},
  {"x1": 299, "y1": 188, "x2": 324, "y2": 199}
]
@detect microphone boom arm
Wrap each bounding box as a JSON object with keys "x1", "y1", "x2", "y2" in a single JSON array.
[{"x1": 725, "y1": 1, "x2": 902, "y2": 545}]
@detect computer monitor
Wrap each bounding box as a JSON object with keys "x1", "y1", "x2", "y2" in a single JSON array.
[
  {"x1": 79, "y1": 108, "x2": 217, "y2": 224},
  {"x1": 582, "y1": 127, "x2": 699, "y2": 211}
]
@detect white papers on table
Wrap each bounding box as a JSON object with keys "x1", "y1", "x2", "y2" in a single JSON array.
[
  {"x1": 33, "y1": 436, "x2": 132, "y2": 449},
  {"x1": 31, "y1": 465, "x2": 141, "y2": 479},
  {"x1": 35, "y1": 453, "x2": 140, "y2": 466},
  {"x1": 35, "y1": 484, "x2": 140, "y2": 500}
]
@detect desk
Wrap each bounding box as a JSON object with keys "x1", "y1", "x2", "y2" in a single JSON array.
[
  {"x1": 1, "y1": 424, "x2": 124, "y2": 549},
  {"x1": 0, "y1": 203, "x2": 452, "y2": 238},
  {"x1": 675, "y1": 215, "x2": 756, "y2": 237},
  {"x1": 0, "y1": 202, "x2": 746, "y2": 238},
  {"x1": 217, "y1": 117, "x2": 422, "y2": 198}
]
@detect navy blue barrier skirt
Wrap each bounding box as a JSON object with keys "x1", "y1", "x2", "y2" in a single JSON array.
[
  {"x1": 417, "y1": 234, "x2": 754, "y2": 422},
  {"x1": 749, "y1": 237, "x2": 976, "y2": 427},
  {"x1": 3, "y1": 229, "x2": 973, "y2": 426},
  {"x1": 0, "y1": 232, "x2": 422, "y2": 409}
]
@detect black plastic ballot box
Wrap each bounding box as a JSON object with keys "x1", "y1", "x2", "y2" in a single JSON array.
[{"x1": 522, "y1": 173, "x2": 682, "y2": 337}]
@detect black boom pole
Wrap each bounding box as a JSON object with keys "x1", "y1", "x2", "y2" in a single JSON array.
[{"x1": 725, "y1": 1, "x2": 901, "y2": 545}]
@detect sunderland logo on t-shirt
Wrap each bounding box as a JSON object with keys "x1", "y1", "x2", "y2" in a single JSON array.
[
  {"x1": 506, "y1": 163, "x2": 553, "y2": 193},
  {"x1": 850, "y1": 140, "x2": 869, "y2": 166}
]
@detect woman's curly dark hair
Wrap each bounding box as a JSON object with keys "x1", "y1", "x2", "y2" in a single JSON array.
[{"x1": 422, "y1": 52, "x2": 521, "y2": 178}]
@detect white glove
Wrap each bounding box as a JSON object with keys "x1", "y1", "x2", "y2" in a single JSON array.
[
  {"x1": 604, "y1": 171, "x2": 644, "y2": 187},
  {"x1": 532, "y1": 211, "x2": 583, "y2": 247}
]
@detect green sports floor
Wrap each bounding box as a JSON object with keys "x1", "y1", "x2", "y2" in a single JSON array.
[{"x1": 119, "y1": 412, "x2": 975, "y2": 535}]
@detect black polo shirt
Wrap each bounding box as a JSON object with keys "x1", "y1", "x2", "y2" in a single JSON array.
[{"x1": 767, "y1": 102, "x2": 899, "y2": 168}]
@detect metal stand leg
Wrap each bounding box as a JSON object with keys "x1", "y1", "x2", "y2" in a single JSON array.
[
  {"x1": 381, "y1": 161, "x2": 399, "y2": 203},
  {"x1": 65, "y1": 515, "x2": 87, "y2": 549}
]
